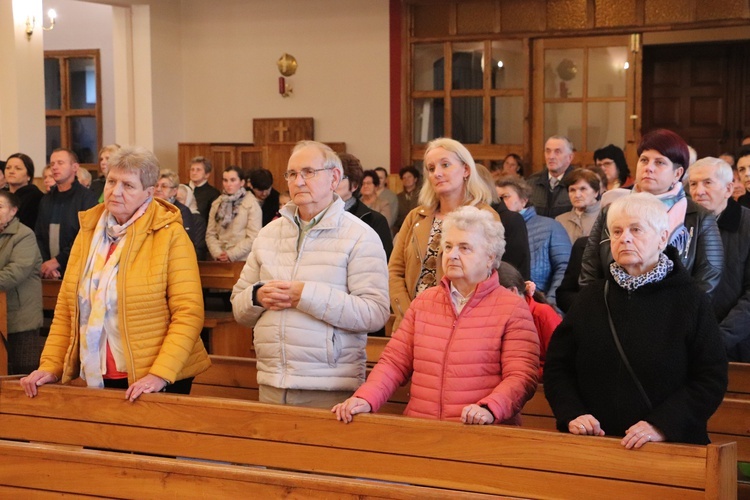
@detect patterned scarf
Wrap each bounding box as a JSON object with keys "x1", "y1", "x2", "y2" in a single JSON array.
[
  {"x1": 635, "y1": 182, "x2": 689, "y2": 256},
  {"x1": 415, "y1": 218, "x2": 442, "y2": 296},
  {"x1": 215, "y1": 188, "x2": 246, "y2": 229},
  {"x1": 78, "y1": 198, "x2": 152, "y2": 388},
  {"x1": 609, "y1": 252, "x2": 673, "y2": 291}
]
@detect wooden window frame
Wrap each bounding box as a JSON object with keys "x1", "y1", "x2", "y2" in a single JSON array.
[{"x1": 44, "y1": 49, "x2": 103, "y2": 171}]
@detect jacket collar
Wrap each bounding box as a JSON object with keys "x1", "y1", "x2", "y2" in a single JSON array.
[
  {"x1": 0, "y1": 217, "x2": 20, "y2": 236},
  {"x1": 533, "y1": 166, "x2": 574, "y2": 187},
  {"x1": 279, "y1": 195, "x2": 346, "y2": 229},
  {"x1": 439, "y1": 269, "x2": 500, "y2": 302},
  {"x1": 718, "y1": 197, "x2": 742, "y2": 233},
  {"x1": 521, "y1": 206, "x2": 537, "y2": 222}
]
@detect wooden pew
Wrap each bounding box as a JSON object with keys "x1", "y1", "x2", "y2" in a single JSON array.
[
  {"x1": 0, "y1": 440, "x2": 484, "y2": 499},
  {"x1": 0, "y1": 380, "x2": 737, "y2": 499},
  {"x1": 198, "y1": 260, "x2": 244, "y2": 290},
  {"x1": 194, "y1": 354, "x2": 750, "y2": 497},
  {"x1": 41, "y1": 278, "x2": 60, "y2": 312}
]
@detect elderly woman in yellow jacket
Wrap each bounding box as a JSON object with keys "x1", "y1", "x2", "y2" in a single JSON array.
[{"x1": 21, "y1": 147, "x2": 210, "y2": 401}]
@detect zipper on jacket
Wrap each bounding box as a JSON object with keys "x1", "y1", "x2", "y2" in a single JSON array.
[
  {"x1": 438, "y1": 307, "x2": 462, "y2": 421},
  {"x1": 119, "y1": 233, "x2": 138, "y2": 385}
]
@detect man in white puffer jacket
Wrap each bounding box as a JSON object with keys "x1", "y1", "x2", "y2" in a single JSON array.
[{"x1": 232, "y1": 141, "x2": 390, "y2": 408}]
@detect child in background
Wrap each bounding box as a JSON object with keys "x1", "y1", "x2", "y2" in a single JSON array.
[{"x1": 497, "y1": 261, "x2": 561, "y2": 378}]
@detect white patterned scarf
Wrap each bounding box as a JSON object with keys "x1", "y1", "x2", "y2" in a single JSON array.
[{"x1": 78, "y1": 198, "x2": 152, "y2": 387}]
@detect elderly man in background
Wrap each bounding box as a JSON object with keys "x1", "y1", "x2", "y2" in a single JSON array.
[
  {"x1": 232, "y1": 140, "x2": 390, "y2": 408},
  {"x1": 527, "y1": 136, "x2": 576, "y2": 218},
  {"x1": 688, "y1": 157, "x2": 750, "y2": 362}
]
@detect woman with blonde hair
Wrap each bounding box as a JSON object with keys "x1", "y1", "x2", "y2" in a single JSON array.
[{"x1": 389, "y1": 137, "x2": 497, "y2": 327}]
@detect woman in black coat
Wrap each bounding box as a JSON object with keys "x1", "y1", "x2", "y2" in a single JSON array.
[{"x1": 544, "y1": 193, "x2": 727, "y2": 449}]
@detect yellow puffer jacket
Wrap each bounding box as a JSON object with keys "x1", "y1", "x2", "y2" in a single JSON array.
[{"x1": 39, "y1": 199, "x2": 211, "y2": 385}]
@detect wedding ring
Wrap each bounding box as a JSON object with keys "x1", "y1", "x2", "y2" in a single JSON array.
[
  {"x1": 647, "y1": 435, "x2": 651, "y2": 441},
  {"x1": 579, "y1": 424, "x2": 585, "y2": 430}
]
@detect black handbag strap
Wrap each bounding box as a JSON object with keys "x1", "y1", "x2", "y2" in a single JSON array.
[{"x1": 603, "y1": 281, "x2": 653, "y2": 411}]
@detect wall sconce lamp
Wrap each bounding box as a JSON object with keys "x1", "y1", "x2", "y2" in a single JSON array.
[
  {"x1": 26, "y1": 9, "x2": 57, "y2": 40},
  {"x1": 277, "y1": 53, "x2": 297, "y2": 98}
]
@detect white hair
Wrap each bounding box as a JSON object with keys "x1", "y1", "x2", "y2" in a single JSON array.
[
  {"x1": 607, "y1": 192, "x2": 669, "y2": 236},
  {"x1": 687, "y1": 157, "x2": 733, "y2": 186},
  {"x1": 442, "y1": 205, "x2": 506, "y2": 268}
]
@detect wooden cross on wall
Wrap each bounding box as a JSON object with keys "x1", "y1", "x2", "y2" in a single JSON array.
[{"x1": 273, "y1": 121, "x2": 289, "y2": 142}]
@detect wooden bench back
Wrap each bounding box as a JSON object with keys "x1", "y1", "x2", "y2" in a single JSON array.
[
  {"x1": 0, "y1": 440, "x2": 490, "y2": 499},
  {"x1": 1, "y1": 381, "x2": 733, "y2": 499}
]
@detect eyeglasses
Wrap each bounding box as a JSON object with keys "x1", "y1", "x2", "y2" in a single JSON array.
[{"x1": 284, "y1": 167, "x2": 334, "y2": 181}]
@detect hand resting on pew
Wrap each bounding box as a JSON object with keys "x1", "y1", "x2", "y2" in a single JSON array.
[
  {"x1": 332, "y1": 397, "x2": 372, "y2": 423},
  {"x1": 20, "y1": 370, "x2": 58, "y2": 398}
]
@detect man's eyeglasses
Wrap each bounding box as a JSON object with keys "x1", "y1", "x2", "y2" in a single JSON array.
[{"x1": 284, "y1": 167, "x2": 334, "y2": 181}]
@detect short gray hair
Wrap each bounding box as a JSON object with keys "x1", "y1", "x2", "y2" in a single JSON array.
[
  {"x1": 108, "y1": 146, "x2": 160, "y2": 189},
  {"x1": 607, "y1": 192, "x2": 668, "y2": 236},
  {"x1": 442, "y1": 205, "x2": 506, "y2": 268},
  {"x1": 291, "y1": 140, "x2": 343, "y2": 176},
  {"x1": 687, "y1": 157, "x2": 733, "y2": 186},
  {"x1": 546, "y1": 135, "x2": 575, "y2": 154}
]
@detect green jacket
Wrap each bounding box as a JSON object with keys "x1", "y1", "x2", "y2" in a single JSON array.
[{"x1": 0, "y1": 218, "x2": 43, "y2": 333}]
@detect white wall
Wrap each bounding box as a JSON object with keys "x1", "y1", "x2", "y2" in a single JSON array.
[
  {"x1": 43, "y1": 0, "x2": 116, "y2": 146},
  {"x1": 176, "y1": 0, "x2": 391, "y2": 170}
]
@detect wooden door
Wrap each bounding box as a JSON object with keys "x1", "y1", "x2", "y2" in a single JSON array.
[{"x1": 642, "y1": 41, "x2": 750, "y2": 157}]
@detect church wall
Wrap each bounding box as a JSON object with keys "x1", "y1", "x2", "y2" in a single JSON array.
[{"x1": 177, "y1": 0, "x2": 391, "y2": 171}]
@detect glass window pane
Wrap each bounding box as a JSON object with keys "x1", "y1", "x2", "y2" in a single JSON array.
[
  {"x1": 452, "y1": 97, "x2": 483, "y2": 144},
  {"x1": 491, "y1": 40, "x2": 525, "y2": 89},
  {"x1": 69, "y1": 116, "x2": 98, "y2": 163},
  {"x1": 587, "y1": 102, "x2": 626, "y2": 150},
  {"x1": 544, "y1": 102, "x2": 582, "y2": 150},
  {"x1": 68, "y1": 58, "x2": 96, "y2": 109},
  {"x1": 46, "y1": 123, "x2": 61, "y2": 164},
  {"x1": 544, "y1": 48, "x2": 584, "y2": 99},
  {"x1": 413, "y1": 44, "x2": 445, "y2": 91},
  {"x1": 588, "y1": 47, "x2": 628, "y2": 98},
  {"x1": 413, "y1": 98, "x2": 444, "y2": 144},
  {"x1": 492, "y1": 96, "x2": 523, "y2": 144},
  {"x1": 44, "y1": 58, "x2": 61, "y2": 110},
  {"x1": 452, "y1": 42, "x2": 484, "y2": 90}
]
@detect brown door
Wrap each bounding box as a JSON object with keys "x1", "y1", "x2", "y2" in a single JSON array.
[{"x1": 643, "y1": 41, "x2": 750, "y2": 157}]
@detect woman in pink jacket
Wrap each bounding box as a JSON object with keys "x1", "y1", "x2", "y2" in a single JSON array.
[{"x1": 333, "y1": 206, "x2": 539, "y2": 425}]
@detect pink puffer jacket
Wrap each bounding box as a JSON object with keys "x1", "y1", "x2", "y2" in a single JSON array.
[{"x1": 355, "y1": 272, "x2": 539, "y2": 424}]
